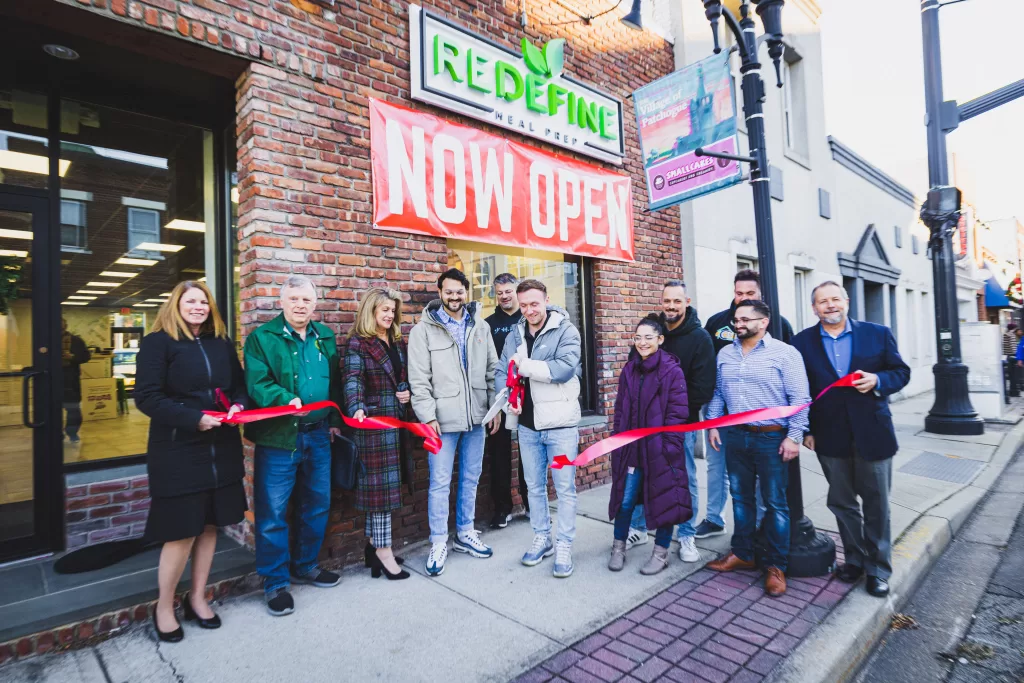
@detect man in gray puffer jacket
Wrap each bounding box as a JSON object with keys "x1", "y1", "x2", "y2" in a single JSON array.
[
  {"x1": 409, "y1": 269, "x2": 499, "y2": 578},
  {"x1": 495, "y1": 279, "x2": 582, "y2": 578}
]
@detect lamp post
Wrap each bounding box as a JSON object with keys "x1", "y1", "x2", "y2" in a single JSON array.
[
  {"x1": 690, "y1": 0, "x2": 835, "y2": 577},
  {"x1": 920, "y1": 0, "x2": 985, "y2": 435}
]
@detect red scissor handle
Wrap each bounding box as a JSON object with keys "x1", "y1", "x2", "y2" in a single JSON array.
[{"x1": 507, "y1": 360, "x2": 525, "y2": 411}]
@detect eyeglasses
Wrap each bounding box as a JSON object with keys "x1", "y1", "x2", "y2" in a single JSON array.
[{"x1": 731, "y1": 317, "x2": 766, "y2": 325}]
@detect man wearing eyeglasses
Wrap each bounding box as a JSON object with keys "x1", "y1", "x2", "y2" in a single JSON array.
[
  {"x1": 704, "y1": 300, "x2": 810, "y2": 597},
  {"x1": 698, "y1": 270, "x2": 797, "y2": 541}
]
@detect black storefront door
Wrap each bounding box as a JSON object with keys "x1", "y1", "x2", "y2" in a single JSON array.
[{"x1": 0, "y1": 187, "x2": 64, "y2": 562}]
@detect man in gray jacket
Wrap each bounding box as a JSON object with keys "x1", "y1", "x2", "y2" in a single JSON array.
[
  {"x1": 495, "y1": 279, "x2": 583, "y2": 578},
  {"x1": 409, "y1": 268, "x2": 500, "y2": 577}
]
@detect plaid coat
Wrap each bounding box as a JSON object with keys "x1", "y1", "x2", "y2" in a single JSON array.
[{"x1": 343, "y1": 334, "x2": 408, "y2": 513}]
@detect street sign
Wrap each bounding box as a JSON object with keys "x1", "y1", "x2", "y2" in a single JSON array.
[{"x1": 632, "y1": 52, "x2": 743, "y2": 211}]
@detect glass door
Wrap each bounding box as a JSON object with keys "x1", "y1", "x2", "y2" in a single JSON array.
[{"x1": 0, "y1": 190, "x2": 62, "y2": 562}]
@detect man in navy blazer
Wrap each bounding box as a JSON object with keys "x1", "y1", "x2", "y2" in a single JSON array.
[{"x1": 792, "y1": 281, "x2": 910, "y2": 598}]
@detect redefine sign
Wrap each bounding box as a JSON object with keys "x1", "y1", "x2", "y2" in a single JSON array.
[{"x1": 409, "y1": 4, "x2": 625, "y2": 165}]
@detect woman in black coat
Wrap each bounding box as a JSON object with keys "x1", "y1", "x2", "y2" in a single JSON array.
[{"x1": 134, "y1": 281, "x2": 248, "y2": 643}]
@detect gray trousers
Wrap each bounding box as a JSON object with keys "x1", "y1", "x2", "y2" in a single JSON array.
[{"x1": 818, "y1": 454, "x2": 893, "y2": 579}]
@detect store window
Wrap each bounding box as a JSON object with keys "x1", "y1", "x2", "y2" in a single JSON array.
[
  {"x1": 0, "y1": 89, "x2": 52, "y2": 191},
  {"x1": 447, "y1": 239, "x2": 594, "y2": 411},
  {"x1": 781, "y1": 49, "x2": 810, "y2": 163},
  {"x1": 58, "y1": 99, "x2": 215, "y2": 465}
]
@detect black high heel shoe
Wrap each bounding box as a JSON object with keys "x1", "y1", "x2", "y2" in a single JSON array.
[
  {"x1": 153, "y1": 610, "x2": 184, "y2": 643},
  {"x1": 183, "y1": 594, "x2": 222, "y2": 629},
  {"x1": 369, "y1": 551, "x2": 410, "y2": 580},
  {"x1": 364, "y1": 542, "x2": 404, "y2": 567}
]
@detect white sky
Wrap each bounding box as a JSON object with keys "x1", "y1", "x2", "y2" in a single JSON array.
[{"x1": 820, "y1": 0, "x2": 1024, "y2": 221}]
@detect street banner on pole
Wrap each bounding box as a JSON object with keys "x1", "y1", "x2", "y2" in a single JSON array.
[
  {"x1": 369, "y1": 98, "x2": 635, "y2": 262},
  {"x1": 633, "y1": 52, "x2": 743, "y2": 211}
]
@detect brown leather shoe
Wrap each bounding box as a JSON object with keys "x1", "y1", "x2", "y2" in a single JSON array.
[
  {"x1": 765, "y1": 567, "x2": 787, "y2": 597},
  {"x1": 707, "y1": 553, "x2": 756, "y2": 572}
]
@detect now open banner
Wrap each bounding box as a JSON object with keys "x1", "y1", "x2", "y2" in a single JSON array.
[{"x1": 369, "y1": 98, "x2": 635, "y2": 262}]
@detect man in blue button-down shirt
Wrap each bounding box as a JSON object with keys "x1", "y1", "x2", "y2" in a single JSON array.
[
  {"x1": 792, "y1": 281, "x2": 910, "y2": 600},
  {"x1": 705, "y1": 300, "x2": 810, "y2": 598}
]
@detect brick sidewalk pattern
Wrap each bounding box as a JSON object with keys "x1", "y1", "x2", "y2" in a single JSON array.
[{"x1": 516, "y1": 533, "x2": 854, "y2": 683}]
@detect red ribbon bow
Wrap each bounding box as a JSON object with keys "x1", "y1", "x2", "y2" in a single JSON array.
[
  {"x1": 507, "y1": 360, "x2": 525, "y2": 411},
  {"x1": 550, "y1": 373, "x2": 861, "y2": 470},
  {"x1": 203, "y1": 401, "x2": 442, "y2": 454}
]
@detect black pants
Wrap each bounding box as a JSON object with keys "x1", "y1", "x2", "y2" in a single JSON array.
[{"x1": 488, "y1": 415, "x2": 527, "y2": 515}]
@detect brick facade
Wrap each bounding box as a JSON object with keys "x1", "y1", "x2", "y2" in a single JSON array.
[{"x1": 53, "y1": 0, "x2": 681, "y2": 564}]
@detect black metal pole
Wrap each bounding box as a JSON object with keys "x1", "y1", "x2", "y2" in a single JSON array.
[
  {"x1": 920, "y1": 0, "x2": 985, "y2": 435},
  {"x1": 718, "y1": 1, "x2": 835, "y2": 577}
]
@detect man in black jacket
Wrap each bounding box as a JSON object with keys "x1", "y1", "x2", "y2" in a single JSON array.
[
  {"x1": 62, "y1": 318, "x2": 91, "y2": 443},
  {"x1": 704, "y1": 269, "x2": 795, "y2": 353},
  {"x1": 485, "y1": 273, "x2": 526, "y2": 528},
  {"x1": 695, "y1": 270, "x2": 796, "y2": 540},
  {"x1": 627, "y1": 280, "x2": 716, "y2": 564}
]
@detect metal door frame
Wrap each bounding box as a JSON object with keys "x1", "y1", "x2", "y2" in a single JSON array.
[{"x1": 0, "y1": 185, "x2": 64, "y2": 563}]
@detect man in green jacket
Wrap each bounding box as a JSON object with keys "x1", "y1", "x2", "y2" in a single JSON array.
[{"x1": 245, "y1": 275, "x2": 344, "y2": 617}]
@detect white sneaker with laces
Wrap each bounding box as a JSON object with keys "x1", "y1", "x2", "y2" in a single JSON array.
[
  {"x1": 678, "y1": 535, "x2": 701, "y2": 563},
  {"x1": 626, "y1": 527, "x2": 649, "y2": 550},
  {"x1": 552, "y1": 541, "x2": 574, "y2": 578},
  {"x1": 454, "y1": 529, "x2": 493, "y2": 558},
  {"x1": 425, "y1": 542, "x2": 448, "y2": 576}
]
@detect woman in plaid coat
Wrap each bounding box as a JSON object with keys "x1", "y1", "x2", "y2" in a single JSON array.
[{"x1": 343, "y1": 287, "x2": 411, "y2": 580}]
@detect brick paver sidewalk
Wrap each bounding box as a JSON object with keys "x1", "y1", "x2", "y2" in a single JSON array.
[{"x1": 516, "y1": 533, "x2": 854, "y2": 683}]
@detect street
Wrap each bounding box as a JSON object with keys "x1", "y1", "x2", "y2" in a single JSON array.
[{"x1": 855, "y1": 445, "x2": 1024, "y2": 683}]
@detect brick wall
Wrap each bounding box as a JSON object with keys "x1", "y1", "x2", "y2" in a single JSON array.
[
  {"x1": 56, "y1": 0, "x2": 680, "y2": 564},
  {"x1": 65, "y1": 476, "x2": 151, "y2": 549}
]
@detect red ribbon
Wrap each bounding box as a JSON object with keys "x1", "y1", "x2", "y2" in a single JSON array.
[
  {"x1": 203, "y1": 401, "x2": 442, "y2": 454},
  {"x1": 550, "y1": 373, "x2": 861, "y2": 470},
  {"x1": 507, "y1": 360, "x2": 524, "y2": 411}
]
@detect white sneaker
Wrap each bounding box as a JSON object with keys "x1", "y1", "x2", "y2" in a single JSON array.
[
  {"x1": 678, "y1": 535, "x2": 701, "y2": 563},
  {"x1": 626, "y1": 527, "x2": 649, "y2": 550},
  {"x1": 425, "y1": 542, "x2": 447, "y2": 576},
  {"x1": 454, "y1": 529, "x2": 493, "y2": 558}
]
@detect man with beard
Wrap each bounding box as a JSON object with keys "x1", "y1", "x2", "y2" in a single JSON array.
[
  {"x1": 409, "y1": 268, "x2": 500, "y2": 577},
  {"x1": 625, "y1": 280, "x2": 715, "y2": 564},
  {"x1": 792, "y1": 282, "x2": 909, "y2": 598},
  {"x1": 698, "y1": 270, "x2": 796, "y2": 540},
  {"x1": 485, "y1": 273, "x2": 526, "y2": 528},
  {"x1": 705, "y1": 300, "x2": 809, "y2": 597}
]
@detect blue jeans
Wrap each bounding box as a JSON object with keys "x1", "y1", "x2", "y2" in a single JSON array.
[
  {"x1": 630, "y1": 432, "x2": 699, "y2": 537},
  {"x1": 705, "y1": 428, "x2": 730, "y2": 528},
  {"x1": 725, "y1": 430, "x2": 790, "y2": 571},
  {"x1": 518, "y1": 425, "x2": 579, "y2": 544},
  {"x1": 428, "y1": 425, "x2": 486, "y2": 545},
  {"x1": 615, "y1": 469, "x2": 672, "y2": 548},
  {"x1": 254, "y1": 428, "x2": 332, "y2": 594}
]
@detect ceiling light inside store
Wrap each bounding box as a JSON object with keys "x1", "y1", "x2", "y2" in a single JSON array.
[
  {"x1": 134, "y1": 242, "x2": 184, "y2": 253},
  {"x1": 160, "y1": 292, "x2": 172, "y2": 296},
  {"x1": 231, "y1": 187, "x2": 239, "y2": 204},
  {"x1": 61, "y1": 301, "x2": 88, "y2": 306},
  {"x1": 165, "y1": 219, "x2": 206, "y2": 233},
  {"x1": 144, "y1": 298, "x2": 167, "y2": 303},
  {"x1": 198, "y1": 277, "x2": 207, "y2": 282},
  {"x1": 0, "y1": 151, "x2": 70, "y2": 177},
  {"x1": 0, "y1": 229, "x2": 32, "y2": 240},
  {"x1": 86, "y1": 281, "x2": 120, "y2": 288},
  {"x1": 0, "y1": 250, "x2": 28, "y2": 258},
  {"x1": 116, "y1": 258, "x2": 157, "y2": 266},
  {"x1": 99, "y1": 271, "x2": 137, "y2": 278},
  {"x1": 134, "y1": 304, "x2": 157, "y2": 308},
  {"x1": 43, "y1": 44, "x2": 80, "y2": 61},
  {"x1": 68, "y1": 295, "x2": 97, "y2": 300},
  {"x1": 77, "y1": 290, "x2": 106, "y2": 295}
]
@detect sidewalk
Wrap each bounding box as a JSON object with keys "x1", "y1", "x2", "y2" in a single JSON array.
[{"x1": 1, "y1": 392, "x2": 1021, "y2": 683}]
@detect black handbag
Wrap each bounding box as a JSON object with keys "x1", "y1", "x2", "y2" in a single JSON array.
[{"x1": 331, "y1": 433, "x2": 365, "y2": 490}]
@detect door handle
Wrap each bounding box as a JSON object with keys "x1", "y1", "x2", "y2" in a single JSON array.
[{"x1": 22, "y1": 370, "x2": 46, "y2": 429}]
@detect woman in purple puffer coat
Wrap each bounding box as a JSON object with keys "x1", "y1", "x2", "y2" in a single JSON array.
[{"x1": 608, "y1": 315, "x2": 692, "y2": 575}]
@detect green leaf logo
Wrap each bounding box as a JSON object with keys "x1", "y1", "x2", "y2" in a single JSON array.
[
  {"x1": 544, "y1": 39, "x2": 565, "y2": 78},
  {"x1": 522, "y1": 37, "x2": 548, "y2": 76}
]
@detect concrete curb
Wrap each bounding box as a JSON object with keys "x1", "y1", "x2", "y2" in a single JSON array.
[{"x1": 766, "y1": 419, "x2": 1024, "y2": 683}]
